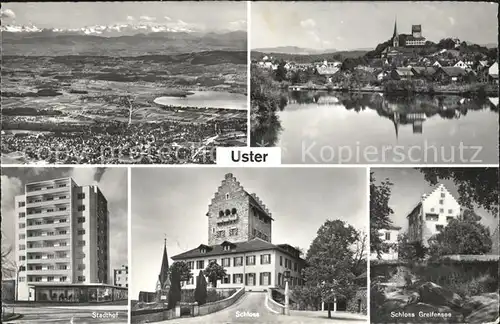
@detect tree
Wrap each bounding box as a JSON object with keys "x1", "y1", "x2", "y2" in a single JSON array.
[
  {"x1": 303, "y1": 220, "x2": 359, "y2": 318},
  {"x1": 274, "y1": 61, "x2": 287, "y2": 82},
  {"x1": 352, "y1": 231, "x2": 367, "y2": 276},
  {"x1": 203, "y1": 261, "x2": 226, "y2": 288},
  {"x1": 428, "y1": 209, "x2": 492, "y2": 257},
  {"x1": 169, "y1": 261, "x2": 193, "y2": 284},
  {"x1": 117, "y1": 95, "x2": 141, "y2": 126},
  {"x1": 1, "y1": 233, "x2": 15, "y2": 278},
  {"x1": 397, "y1": 232, "x2": 427, "y2": 262},
  {"x1": 250, "y1": 65, "x2": 285, "y2": 146},
  {"x1": 167, "y1": 267, "x2": 181, "y2": 310},
  {"x1": 417, "y1": 168, "x2": 499, "y2": 216},
  {"x1": 291, "y1": 285, "x2": 322, "y2": 310},
  {"x1": 370, "y1": 173, "x2": 395, "y2": 257},
  {"x1": 194, "y1": 270, "x2": 208, "y2": 305}
]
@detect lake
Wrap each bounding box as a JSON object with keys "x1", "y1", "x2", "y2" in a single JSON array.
[
  {"x1": 154, "y1": 91, "x2": 247, "y2": 110},
  {"x1": 254, "y1": 91, "x2": 499, "y2": 164}
]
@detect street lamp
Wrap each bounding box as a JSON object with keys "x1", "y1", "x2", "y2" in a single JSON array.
[{"x1": 283, "y1": 271, "x2": 291, "y2": 315}]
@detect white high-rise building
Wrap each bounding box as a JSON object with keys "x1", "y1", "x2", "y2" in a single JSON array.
[{"x1": 15, "y1": 177, "x2": 111, "y2": 301}]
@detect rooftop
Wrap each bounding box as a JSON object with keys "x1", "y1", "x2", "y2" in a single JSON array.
[{"x1": 171, "y1": 238, "x2": 305, "y2": 262}]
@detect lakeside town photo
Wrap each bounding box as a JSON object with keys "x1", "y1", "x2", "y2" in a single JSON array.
[
  {"x1": 1, "y1": 2, "x2": 247, "y2": 165},
  {"x1": 251, "y1": 2, "x2": 499, "y2": 164},
  {"x1": 130, "y1": 168, "x2": 368, "y2": 323},
  {"x1": 370, "y1": 167, "x2": 499, "y2": 323},
  {"x1": 1, "y1": 167, "x2": 129, "y2": 323}
]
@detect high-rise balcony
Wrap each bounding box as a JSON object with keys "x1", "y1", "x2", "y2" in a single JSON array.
[
  {"x1": 26, "y1": 257, "x2": 70, "y2": 264},
  {"x1": 26, "y1": 232, "x2": 71, "y2": 242},
  {"x1": 26, "y1": 186, "x2": 70, "y2": 197},
  {"x1": 27, "y1": 245, "x2": 71, "y2": 253},
  {"x1": 26, "y1": 198, "x2": 71, "y2": 208},
  {"x1": 27, "y1": 209, "x2": 70, "y2": 220},
  {"x1": 26, "y1": 269, "x2": 72, "y2": 276},
  {"x1": 27, "y1": 221, "x2": 70, "y2": 230}
]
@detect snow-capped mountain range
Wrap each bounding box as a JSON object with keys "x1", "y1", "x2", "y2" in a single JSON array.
[{"x1": 1, "y1": 23, "x2": 242, "y2": 36}]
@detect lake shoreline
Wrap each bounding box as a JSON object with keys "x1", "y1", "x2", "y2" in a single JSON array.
[{"x1": 288, "y1": 85, "x2": 499, "y2": 96}]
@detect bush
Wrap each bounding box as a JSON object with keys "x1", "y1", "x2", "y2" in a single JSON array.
[
  {"x1": 167, "y1": 268, "x2": 181, "y2": 310},
  {"x1": 194, "y1": 270, "x2": 207, "y2": 305}
]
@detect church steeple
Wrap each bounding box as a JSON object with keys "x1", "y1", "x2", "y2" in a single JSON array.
[
  {"x1": 392, "y1": 17, "x2": 399, "y2": 48},
  {"x1": 157, "y1": 238, "x2": 170, "y2": 290}
]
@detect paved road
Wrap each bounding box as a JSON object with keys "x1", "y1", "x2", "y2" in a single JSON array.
[
  {"x1": 159, "y1": 292, "x2": 367, "y2": 324},
  {"x1": 4, "y1": 306, "x2": 127, "y2": 323}
]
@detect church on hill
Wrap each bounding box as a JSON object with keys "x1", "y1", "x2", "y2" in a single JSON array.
[
  {"x1": 171, "y1": 173, "x2": 306, "y2": 291},
  {"x1": 382, "y1": 19, "x2": 427, "y2": 61}
]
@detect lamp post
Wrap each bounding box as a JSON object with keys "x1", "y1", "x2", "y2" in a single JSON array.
[{"x1": 283, "y1": 270, "x2": 290, "y2": 315}]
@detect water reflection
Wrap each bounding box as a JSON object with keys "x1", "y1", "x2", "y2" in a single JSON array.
[{"x1": 253, "y1": 91, "x2": 498, "y2": 164}]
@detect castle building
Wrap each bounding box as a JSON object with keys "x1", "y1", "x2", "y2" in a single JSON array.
[
  {"x1": 14, "y1": 177, "x2": 126, "y2": 302},
  {"x1": 407, "y1": 184, "x2": 461, "y2": 247},
  {"x1": 113, "y1": 265, "x2": 128, "y2": 288},
  {"x1": 370, "y1": 225, "x2": 401, "y2": 260},
  {"x1": 390, "y1": 19, "x2": 426, "y2": 48},
  {"x1": 171, "y1": 173, "x2": 305, "y2": 291}
]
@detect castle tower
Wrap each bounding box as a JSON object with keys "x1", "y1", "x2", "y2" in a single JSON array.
[
  {"x1": 392, "y1": 18, "x2": 399, "y2": 48},
  {"x1": 206, "y1": 173, "x2": 273, "y2": 245}
]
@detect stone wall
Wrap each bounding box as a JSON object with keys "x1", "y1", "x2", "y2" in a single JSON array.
[
  {"x1": 266, "y1": 289, "x2": 285, "y2": 314},
  {"x1": 131, "y1": 308, "x2": 176, "y2": 324},
  {"x1": 347, "y1": 288, "x2": 367, "y2": 315},
  {"x1": 198, "y1": 287, "x2": 245, "y2": 316}
]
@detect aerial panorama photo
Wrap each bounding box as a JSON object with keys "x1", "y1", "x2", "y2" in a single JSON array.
[{"x1": 1, "y1": 2, "x2": 248, "y2": 165}]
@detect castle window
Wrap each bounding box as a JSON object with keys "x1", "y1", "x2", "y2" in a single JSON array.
[
  {"x1": 216, "y1": 230, "x2": 225, "y2": 238},
  {"x1": 441, "y1": 193, "x2": 445, "y2": 198},
  {"x1": 196, "y1": 260, "x2": 205, "y2": 269},
  {"x1": 430, "y1": 208, "x2": 434, "y2": 212},
  {"x1": 219, "y1": 211, "x2": 224, "y2": 217},
  {"x1": 231, "y1": 208, "x2": 237, "y2": 215},
  {"x1": 448, "y1": 209, "x2": 453, "y2": 214},
  {"x1": 439, "y1": 208, "x2": 444, "y2": 213},
  {"x1": 246, "y1": 255, "x2": 256, "y2": 266},
  {"x1": 233, "y1": 257, "x2": 243, "y2": 266},
  {"x1": 226, "y1": 193, "x2": 230, "y2": 200},
  {"x1": 439, "y1": 200, "x2": 444, "y2": 205},
  {"x1": 446, "y1": 216, "x2": 454, "y2": 222},
  {"x1": 229, "y1": 228, "x2": 238, "y2": 236},
  {"x1": 225, "y1": 209, "x2": 230, "y2": 216},
  {"x1": 200, "y1": 248, "x2": 206, "y2": 254},
  {"x1": 385, "y1": 232, "x2": 391, "y2": 241}
]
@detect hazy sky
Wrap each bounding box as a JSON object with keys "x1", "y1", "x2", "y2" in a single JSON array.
[
  {"x1": 371, "y1": 168, "x2": 498, "y2": 233},
  {"x1": 131, "y1": 167, "x2": 367, "y2": 298},
  {"x1": 251, "y1": 1, "x2": 498, "y2": 50},
  {"x1": 1, "y1": 2, "x2": 246, "y2": 31},
  {"x1": 1, "y1": 167, "x2": 128, "y2": 279}
]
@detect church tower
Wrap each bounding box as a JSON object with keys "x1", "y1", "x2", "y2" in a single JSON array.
[
  {"x1": 206, "y1": 173, "x2": 273, "y2": 245},
  {"x1": 392, "y1": 18, "x2": 399, "y2": 48},
  {"x1": 156, "y1": 239, "x2": 170, "y2": 300}
]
